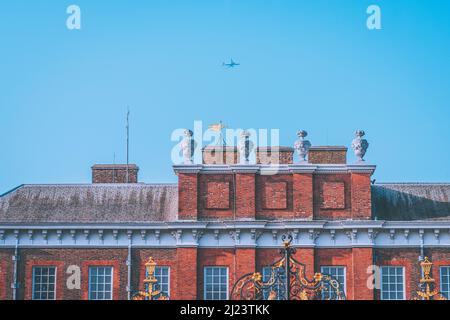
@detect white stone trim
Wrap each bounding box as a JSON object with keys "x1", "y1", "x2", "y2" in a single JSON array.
[
  {"x1": 173, "y1": 164, "x2": 376, "y2": 175},
  {"x1": 1, "y1": 220, "x2": 449, "y2": 249}
]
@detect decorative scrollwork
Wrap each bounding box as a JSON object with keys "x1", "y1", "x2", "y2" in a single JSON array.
[{"x1": 230, "y1": 234, "x2": 346, "y2": 300}]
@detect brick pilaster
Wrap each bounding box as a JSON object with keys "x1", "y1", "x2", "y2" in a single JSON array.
[
  {"x1": 350, "y1": 173, "x2": 372, "y2": 219},
  {"x1": 176, "y1": 248, "x2": 198, "y2": 300},
  {"x1": 178, "y1": 173, "x2": 198, "y2": 220},
  {"x1": 294, "y1": 248, "x2": 315, "y2": 279},
  {"x1": 235, "y1": 174, "x2": 256, "y2": 219},
  {"x1": 352, "y1": 247, "x2": 374, "y2": 300},
  {"x1": 235, "y1": 248, "x2": 256, "y2": 279},
  {"x1": 293, "y1": 173, "x2": 314, "y2": 219}
]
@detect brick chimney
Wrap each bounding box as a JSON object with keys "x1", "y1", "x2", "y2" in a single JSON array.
[
  {"x1": 257, "y1": 147, "x2": 294, "y2": 164},
  {"x1": 91, "y1": 164, "x2": 139, "y2": 184},
  {"x1": 308, "y1": 146, "x2": 347, "y2": 164},
  {"x1": 202, "y1": 146, "x2": 239, "y2": 164}
]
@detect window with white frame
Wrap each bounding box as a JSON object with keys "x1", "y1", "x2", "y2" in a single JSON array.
[
  {"x1": 88, "y1": 266, "x2": 113, "y2": 300},
  {"x1": 440, "y1": 266, "x2": 450, "y2": 299},
  {"x1": 204, "y1": 267, "x2": 228, "y2": 300},
  {"x1": 320, "y1": 266, "x2": 346, "y2": 299},
  {"x1": 146, "y1": 266, "x2": 170, "y2": 297},
  {"x1": 380, "y1": 266, "x2": 405, "y2": 300},
  {"x1": 262, "y1": 266, "x2": 286, "y2": 300},
  {"x1": 32, "y1": 266, "x2": 56, "y2": 300}
]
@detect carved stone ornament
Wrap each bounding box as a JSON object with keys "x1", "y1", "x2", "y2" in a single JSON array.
[
  {"x1": 180, "y1": 129, "x2": 197, "y2": 164},
  {"x1": 351, "y1": 130, "x2": 369, "y2": 163},
  {"x1": 294, "y1": 130, "x2": 311, "y2": 163}
]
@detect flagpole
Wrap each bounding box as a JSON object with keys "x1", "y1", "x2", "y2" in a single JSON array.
[{"x1": 126, "y1": 107, "x2": 130, "y2": 184}]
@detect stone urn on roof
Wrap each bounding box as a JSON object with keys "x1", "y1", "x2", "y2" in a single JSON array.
[
  {"x1": 180, "y1": 129, "x2": 197, "y2": 164},
  {"x1": 351, "y1": 130, "x2": 369, "y2": 163},
  {"x1": 294, "y1": 130, "x2": 311, "y2": 163}
]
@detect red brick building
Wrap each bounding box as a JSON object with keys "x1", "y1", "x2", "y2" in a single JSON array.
[{"x1": 1, "y1": 134, "x2": 450, "y2": 300}]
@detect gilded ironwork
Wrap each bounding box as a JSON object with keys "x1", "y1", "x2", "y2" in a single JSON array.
[
  {"x1": 412, "y1": 257, "x2": 447, "y2": 300},
  {"x1": 230, "y1": 234, "x2": 346, "y2": 300},
  {"x1": 131, "y1": 257, "x2": 169, "y2": 300}
]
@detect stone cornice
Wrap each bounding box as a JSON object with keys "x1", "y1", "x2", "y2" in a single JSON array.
[
  {"x1": 1, "y1": 220, "x2": 449, "y2": 249},
  {"x1": 173, "y1": 164, "x2": 376, "y2": 175}
]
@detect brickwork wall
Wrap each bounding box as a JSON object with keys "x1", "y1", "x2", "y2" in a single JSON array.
[
  {"x1": 315, "y1": 248, "x2": 374, "y2": 300},
  {"x1": 131, "y1": 249, "x2": 178, "y2": 298},
  {"x1": 2, "y1": 247, "x2": 450, "y2": 300},
  {"x1": 92, "y1": 167, "x2": 138, "y2": 184},
  {"x1": 17, "y1": 248, "x2": 129, "y2": 300},
  {"x1": 202, "y1": 148, "x2": 238, "y2": 165},
  {"x1": 321, "y1": 182, "x2": 346, "y2": 209},
  {"x1": 256, "y1": 175, "x2": 294, "y2": 219},
  {"x1": 176, "y1": 248, "x2": 198, "y2": 300},
  {"x1": 372, "y1": 248, "x2": 450, "y2": 300},
  {"x1": 206, "y1": 181, "x2": 230, "y2": 209},
  {"x1": 199, "y1": 174, "x2": 235, "y2": 220},
  {"x1": 374, "y1": 248, "x2": 421, "y2": 300},
  {"x1": 256, "y1": 149, "x2": 293, "y2": 165},
  {"x1": 0, "y1": 249, "x2": 12, "y2": 300},
  {"x1": 235, "y1": 173, "x2": 256, "y2": 219},
  {"x1": 197, "y1": 249, "x2": 236, "y2": 300},
  {"x1": 178, "y1": 173, "x2": 198, "y2": 220},
  {"x1": 350, "y1": 173, "x2": 372, "y2": 219},
  {"x1": 292, "y1": 173, "x2": 314, "y2": 219},
  {"x1": 308, "y1": 149, "x2": 347, "y2": 164},
  {"x1": 314, "y1": 174, "x2": 352, "y2": 219}
]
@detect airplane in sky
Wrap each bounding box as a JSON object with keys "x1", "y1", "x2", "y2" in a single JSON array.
[{"x1": 223, "y1": 58, "x2": 240, "y2": 68}]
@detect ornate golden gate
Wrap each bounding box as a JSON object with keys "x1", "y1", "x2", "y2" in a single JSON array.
[{"x1": 230, "y1": 234, "x2": 345, "y2": 300}]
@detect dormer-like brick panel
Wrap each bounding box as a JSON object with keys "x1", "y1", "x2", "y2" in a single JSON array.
[
  {"x1": 256, "y1": 147, "x2": 293, "y2": 165},
  {"x1": 308, "y1": 147, "x2": 347, "y2": 164},
  {"x1": 321, "y1": 182, "x2": 346, "y2": 209},
  {"x1": 202, "y1": 147, "x2": 238, "y2": 164}
]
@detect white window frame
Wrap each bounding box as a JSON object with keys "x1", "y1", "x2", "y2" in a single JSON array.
[
  {"x1": 88, "y1": 266, "x2": 114, "y2": 300},
  {"x1": 320, "y1": 266, "x2": 347, "y2": 297},
  {"x1": 380, "y1": 266, "x2": 405, "y2": 300},
  {"x1": 440, "y1": 266, "x2": 450, "y2": 299},
  {"x1": 31, "y1": 266, "x2": 57, "y2": 300},
  {"x1": 203, "y1": 267, "x2": 229, "y2": 300},
  {"x1": 149, "y1": 266, "x2": 170, "y2": 297}
]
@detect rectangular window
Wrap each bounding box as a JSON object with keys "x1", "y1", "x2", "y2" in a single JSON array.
[
  {"x1": 380, "y1": 266, "x2": 405, "y2": 300},
  {"x1": 320, "y1": 266, "x2": 346, "y2": 299},
  {"x1": 262, "y1": 266, "x2": 286, "y2": 300},
  {"x1": 440, "y1": 266, "x2": 450, "y2": 299},
  {"x1": 146, "y1": 266, "x2": 170, "y2": 297},
  {"x1": 88, "y1": 266, "x2": 113, "y2": 300},
  {"x1": 204, "y1": 267, "x2": 228, "y2": 300},
  {"x1": 32, "y1": 266, "x2": 56, "y2": 300}
]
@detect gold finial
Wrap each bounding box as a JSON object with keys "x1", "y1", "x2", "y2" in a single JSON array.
[
  {"x1": 132, "y1": 257, "x2": 169, "y2": 300},
  {"x1": 413, "y1": 257, "x2": 447, "y2": 300}
]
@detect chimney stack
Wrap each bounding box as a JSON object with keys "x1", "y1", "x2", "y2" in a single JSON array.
[{"x1": 91, "y1": 164, "x2": 139, "y2": 184}]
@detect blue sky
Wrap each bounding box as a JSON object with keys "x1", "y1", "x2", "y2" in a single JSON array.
[{"x1": 1, "y1": 0, "x2": 450, "y2": 193}]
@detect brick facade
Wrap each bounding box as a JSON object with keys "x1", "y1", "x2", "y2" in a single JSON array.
[
  {"x1": 92, "y1": 164, "x2": 139, "y2": 184},
  {"x1": 2, "y1": 143, "x2": 449, "y2": 301}
]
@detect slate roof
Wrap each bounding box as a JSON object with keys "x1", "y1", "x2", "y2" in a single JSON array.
[
  {"x1": 1, "y1": 182, "x2": 449, "y2": 224},
  {"x1": 0, "y1": 184, "x2": 178, "y2": 224},
  {"x1": 372, "y1": 183, "x2": 450, "y2": 221}
]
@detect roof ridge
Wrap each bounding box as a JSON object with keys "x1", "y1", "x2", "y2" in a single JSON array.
[
  {"x1": 19, "y1": 183, "x2": 178, "y2": 187},
  {"x1": 0, "y1": 184, "x2": 25, "y2": 198}
]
